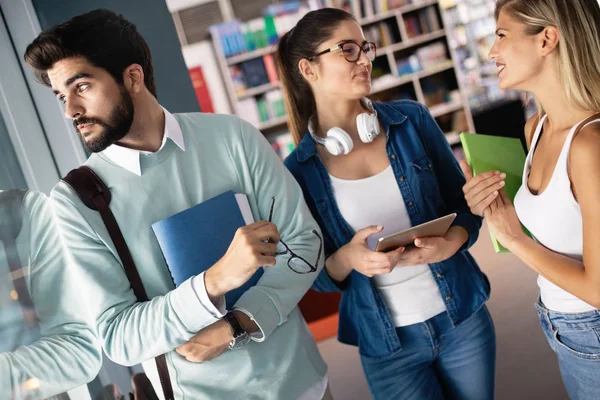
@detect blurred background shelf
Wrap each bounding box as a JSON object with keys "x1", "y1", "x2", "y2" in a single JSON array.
[{"x1": 170, "y1": 0, "x2": 477, "y2": 164}]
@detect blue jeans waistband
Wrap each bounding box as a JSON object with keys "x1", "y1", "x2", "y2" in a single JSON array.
[{"x1": 535, "y1": 297, "x2": 600, "y2": 329}]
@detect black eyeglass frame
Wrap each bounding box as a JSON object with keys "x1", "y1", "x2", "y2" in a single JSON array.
[
  {"x1": 307, "y1": 40, "x2": 377, "y2": 63},
  {"x1": 267, "y1": 196, "x2": 322, "y2": 274}
]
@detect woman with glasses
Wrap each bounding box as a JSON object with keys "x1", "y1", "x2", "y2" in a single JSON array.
[{"x1": 277, "y1": 8, "x2": 495, "y2": 400}]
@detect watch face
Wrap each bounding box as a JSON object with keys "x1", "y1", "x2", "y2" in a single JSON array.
[
  {"x1": 230, "y1": 333, "x2": 251, "y2": 349},
  {"x1": 225, "y1": 312, "x2": 250, "y2": 349}
]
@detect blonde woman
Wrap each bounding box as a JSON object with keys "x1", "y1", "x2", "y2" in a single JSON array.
[{"x1": 461, "y1": 0, "x2": 600, "y2": 398}]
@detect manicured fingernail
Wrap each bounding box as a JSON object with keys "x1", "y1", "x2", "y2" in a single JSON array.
[
  {"x1": 377, "y1": 225, "x2": 384, "y2": 230},
  {"x1": 500, "y1": 173, "x2": 506, "y2": 178},
  {"x1": 494, "y1": 191, "x2": 499, "y2": 195},
  {"x1": 500, "y1": 181, "x2": 505, "y2": 186},
  {"x1": 495, "y1": 171, "x2": 500, "y2": 174}
]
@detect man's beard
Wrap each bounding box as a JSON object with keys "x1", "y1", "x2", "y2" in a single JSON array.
[{"x1": 74, "y1": 88, "x2": 135, "y2": 153}]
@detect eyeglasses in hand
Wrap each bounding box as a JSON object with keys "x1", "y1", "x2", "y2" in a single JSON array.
[{"x1": 267, "y1": 196, "x2": 322, "y2": 274}]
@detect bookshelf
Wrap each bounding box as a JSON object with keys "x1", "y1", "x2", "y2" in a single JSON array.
[
  {"x1": 208, "y1": 0, "x2": 475, "y2": 158},
  {"x1": 439, "y1": 0, "x2": 532, "y2": 114}
]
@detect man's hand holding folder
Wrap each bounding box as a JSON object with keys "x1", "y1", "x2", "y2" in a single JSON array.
[{"x1": 176, "y1": 220, "x2": 280, "y2": 363}]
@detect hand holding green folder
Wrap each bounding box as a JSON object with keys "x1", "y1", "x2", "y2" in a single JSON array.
[{"x1": 459, "y1": 132, "x2": 530, "y2": 253}]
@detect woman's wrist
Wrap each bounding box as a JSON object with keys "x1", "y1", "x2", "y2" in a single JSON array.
[
  {"x1": 325, "y1": 250, "x2": 353, "y2": 283},
  {"x1": 444, "y1": 225, "x2": 469, "y2": 250}
]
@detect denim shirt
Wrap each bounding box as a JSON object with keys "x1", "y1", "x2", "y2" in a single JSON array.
[{"x1": 284, "y1": 100, "x2": 490, "y2": 358}]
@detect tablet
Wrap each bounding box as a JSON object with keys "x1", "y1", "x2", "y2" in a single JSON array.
[{"x1": 372, "y1": 213, "x2": 457, "y2": 252}]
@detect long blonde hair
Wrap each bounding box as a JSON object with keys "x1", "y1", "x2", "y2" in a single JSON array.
[{"x1": 495, "y1": 0, "x2": 600, "y2": 114}]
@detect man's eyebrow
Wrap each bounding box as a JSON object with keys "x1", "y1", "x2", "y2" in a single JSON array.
[{"x1": 52, "y1": 72, "x2": 92, "y2": 95}]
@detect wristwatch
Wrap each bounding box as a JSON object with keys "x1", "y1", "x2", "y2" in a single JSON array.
[{"x1": 223, "y1": 311, "x2": 250, "y2": 349}]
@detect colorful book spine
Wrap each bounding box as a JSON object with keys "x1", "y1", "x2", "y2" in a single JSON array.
[
  {"x1": 263, "y1": 54, "x2": 279, "y2": 84},
  {"x1": 189, "y1": 66, "x2": 214, "y2": 113}
]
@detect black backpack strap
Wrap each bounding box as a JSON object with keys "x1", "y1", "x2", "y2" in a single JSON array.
[{"x1": 62, "y1": 167, "x2": 174, "y2": 400}]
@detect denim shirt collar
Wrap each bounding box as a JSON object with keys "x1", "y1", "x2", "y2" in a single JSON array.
[{"x1": 294, "y1": 101, "x2": 408, "y2": 163}]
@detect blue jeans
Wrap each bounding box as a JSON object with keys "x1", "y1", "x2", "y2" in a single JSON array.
[
  {"x1": 360, "y1": 306, "x2": 496, "y2": 400},
  {"x1": 535, "y1": 299, "x2": 600, "y2": 400}
]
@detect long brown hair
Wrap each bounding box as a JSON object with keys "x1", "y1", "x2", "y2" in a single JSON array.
[{"x1": 275, "y1": 8, "x2": 356, "y2": 144}]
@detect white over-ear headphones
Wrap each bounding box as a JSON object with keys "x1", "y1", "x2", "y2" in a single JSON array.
[{"x1": 308, "y1": 97, "x2": 380, "y2": 156}]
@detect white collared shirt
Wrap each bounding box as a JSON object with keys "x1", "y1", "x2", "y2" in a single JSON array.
[{"x1": 101, "y1": 107, "x2": 186, "y2": 176}]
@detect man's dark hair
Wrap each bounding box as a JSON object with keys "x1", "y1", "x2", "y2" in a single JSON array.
[{"x1": 24, "y1": 9, "x2": 156, "y2": 97}]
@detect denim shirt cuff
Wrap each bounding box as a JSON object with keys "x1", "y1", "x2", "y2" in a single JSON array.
[
  {"x1": 452, "y1": 213, "x2": 481, "y2": 251},
  {"x1": 326, "y1": 267, "x2": 352, "y2": 291}
]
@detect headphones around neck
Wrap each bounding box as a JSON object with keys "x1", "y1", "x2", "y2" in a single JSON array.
[{"x1": 308, "y1": 97, "x2": 380, "y2": 156}]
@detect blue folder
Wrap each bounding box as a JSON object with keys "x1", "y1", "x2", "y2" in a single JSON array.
[{"x1": 152, "y1": 190, "x2": 263, "y2": 309}]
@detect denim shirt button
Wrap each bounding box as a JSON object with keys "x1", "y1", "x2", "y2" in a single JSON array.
[
  {"x1": 437, "y1": 273, "x2": 443, "y2": 279},
  {"x1": 445, "y1": 296, "x2": 452, "y2": 301},
  {"x1": 427, "y1": 163, "x2": 433, "y2": 169},
  {"x1": 399, "y1": 176, "x2": 405, "y2": 181},
  {"x1": 390, "y1": 154, "x2": 396, "y2": 159},
  {"x1": 408, "y1": 201, "x2": 413, "y2": 206}
]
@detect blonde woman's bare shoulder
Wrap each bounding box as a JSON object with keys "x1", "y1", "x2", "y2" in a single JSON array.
[
  {"x1": 572, "y1": 120, "x2": 600, "y2": 157},
  {"x1": 569, "y1": 121, "x2": 600, "y2": 198}
]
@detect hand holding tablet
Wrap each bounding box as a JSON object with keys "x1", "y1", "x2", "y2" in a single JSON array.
[{"x1": 368, "y1": 213, "x2": 457, "y2": 252}]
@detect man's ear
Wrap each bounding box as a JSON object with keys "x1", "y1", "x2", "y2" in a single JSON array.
[
  {"x1": 298, "y1": 58, "x2": 318, "y2": 82},
  {"x1": 123, "y1": 64, "x2": 145, "y2": 94},
  {"x1": 540, "y1": 25, "x2": 559, "y2": 56}
]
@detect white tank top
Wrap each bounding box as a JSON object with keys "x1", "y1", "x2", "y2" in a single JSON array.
[
  {"x1": 513, "y1": 114, "x2": 600, "y2": 313},
  {"x1": 329, "y1": 166, "x2": 446, "y2": 327}
]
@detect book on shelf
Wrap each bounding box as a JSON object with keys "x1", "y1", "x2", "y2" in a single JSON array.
[
  {"x1": 388, "y1": 0, "x2": 411, "y2": 9},
  {"x1": 426, "y1": 6, "x2": 441, "y2": 31},
  {"x1": 237, "y1": 90, "x2": 286, "y2": 129},
  {"x1": 263, "y1": 54, "x2": 279, "y2": 84},
  {"x1": 230, "y1": 65, "x2": 247, "y2": 96},
  {"x1": 269, "y1": 132, "x2": 296, "y2": 161},
  {"x1": 152, "y1": 191, "x2": 263, "y2": 309},
  {"x1": 405, "y1": 15, "x2": 422, "y2": 37},
  {"x1": 210, "y1": 20, "x2": 245, "y2": 58},
  {"x1": 364, "y1": 21, "x2": 395, "y2": 47},
  {"x1": 331, "y1": 0, "x2": 363, "y2": 18},
  {"x1": 211, "y1": 10, "x2": 306, "y2": 60},
  {"x1": 239, "y1": 58, "x2": 270, "y2": 89},
  {"x1": 189, "y1": 66, "x2": 214, "y2": 113},
  {"x1": 397, "y1": 55, "x2": 422, "y2": 76},
  {"x1": 405, "y1": 5, "x2": 441, "y2": 37},
  {"x1": 416, "y1": 42, "x2": 448, "y2": 67},
  {"x1": 374, "y1": 0, "x2": 389, "y2": 14}
]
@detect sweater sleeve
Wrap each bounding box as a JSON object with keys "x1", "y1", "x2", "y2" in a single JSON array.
[
  {"x1": 1, "y1": 192, "x2": 102, "y2": 398},
  {"x1": 229, "y1": 118, "x2": 324, "y2": 340}
]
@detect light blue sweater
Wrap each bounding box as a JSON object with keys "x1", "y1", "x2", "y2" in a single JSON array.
[
  {"x1": 0, "y1": 191, "x2": 101, "y2": 399},
  {"x1": 51, "y1": 113, "x2": 327, "y2": 399}
]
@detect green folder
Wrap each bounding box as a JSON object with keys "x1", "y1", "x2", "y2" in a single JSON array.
[{"x1": 459, "y1": 132, "x2": 530, "y2": 253}]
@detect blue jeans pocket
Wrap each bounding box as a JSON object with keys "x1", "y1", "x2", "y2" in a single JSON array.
[{"x1": 553, "y1": 326, "x2": 600, "y2": 360}]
